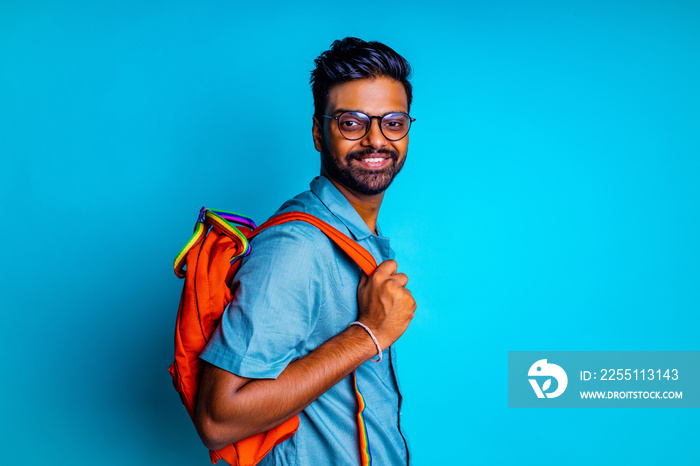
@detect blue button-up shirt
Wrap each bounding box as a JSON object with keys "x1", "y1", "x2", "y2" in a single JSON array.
[{"x1": 201, "y1": 176, "x2": 409, "y2": 466}]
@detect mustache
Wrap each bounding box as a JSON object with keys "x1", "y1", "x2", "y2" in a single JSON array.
[{"x1": 345, "y1": 148, "x2": 399, "y2": 163}]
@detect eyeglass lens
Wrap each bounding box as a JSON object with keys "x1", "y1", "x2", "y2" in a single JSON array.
[{"x1": 337, "y1": 112, "x2": 411, "y2": 141}]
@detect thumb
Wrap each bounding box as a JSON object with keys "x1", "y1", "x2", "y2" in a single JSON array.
[{"x1": 374, "y1": 259, "x2": 398, "y2": 277}]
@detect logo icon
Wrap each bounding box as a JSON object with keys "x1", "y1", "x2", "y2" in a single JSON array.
[{"x1": 528, "y1": 359, "x2": 568, "y2": 398}]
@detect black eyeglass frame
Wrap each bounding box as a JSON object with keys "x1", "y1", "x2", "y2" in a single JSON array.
[{"x1": 322, "y1": 111, "x2": 416, "y2": 141}]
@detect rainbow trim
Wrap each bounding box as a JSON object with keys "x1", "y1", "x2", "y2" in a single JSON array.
[
  {"x1": 173, "y1": 207, "x2": 257, "y2": 278},
  {"x1": 173, "y1": 221, "x2": 207, "y2": 278},
  {"x1": 353, "y1": 371, "x2": 372, "y2": 466},
  {"x1": 203, "y1": 210, "x2": 254, "y2": 263},
  {"x1": 208, "y1": 208, "x2": 257, "y2": 230}
]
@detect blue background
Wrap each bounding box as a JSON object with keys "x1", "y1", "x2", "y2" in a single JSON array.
[{"x1": 2, "y1": 1, "x2": 698, "y2": 464}]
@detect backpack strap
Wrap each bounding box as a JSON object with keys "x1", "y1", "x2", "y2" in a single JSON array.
[
  {"x1": 252, "y1": 211, "x2": 378, "y2": 276},
  {"x1": 353, "y1": 371, "x2": 373, "y2": 465},
  {"x1": 174, "y1": 209, "x2": 378, "y2": 279}
]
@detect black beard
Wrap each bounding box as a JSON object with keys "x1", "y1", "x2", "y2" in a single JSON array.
[{"x1": 321, "y1": 146, "x2": 406, "y2": 196}]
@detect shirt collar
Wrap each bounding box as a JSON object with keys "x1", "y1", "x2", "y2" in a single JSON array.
[{"x1": 310, "y1": 176, "x2": 380, "y2": 241}]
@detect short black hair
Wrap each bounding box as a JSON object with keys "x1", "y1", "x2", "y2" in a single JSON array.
[{"x1": 310, "y1": 37, "x2": 413, "y2": 119}]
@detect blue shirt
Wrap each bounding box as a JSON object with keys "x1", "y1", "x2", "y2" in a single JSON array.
[{"x1": 200, "y1": 176, "x2": 409, "y2": 466}]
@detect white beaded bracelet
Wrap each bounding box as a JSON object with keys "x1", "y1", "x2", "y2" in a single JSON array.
[{"x1": 348, "y1": 321, "x2": 382, "y2": 362}]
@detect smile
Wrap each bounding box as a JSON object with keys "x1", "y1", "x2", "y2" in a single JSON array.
[{"x1": 353, "y1": 154, "x2": 392, "y2": 169}]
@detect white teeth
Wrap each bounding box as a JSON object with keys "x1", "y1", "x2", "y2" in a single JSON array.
[{"x1": 362, "y1": 158, "x2": 384, "y2": 163}]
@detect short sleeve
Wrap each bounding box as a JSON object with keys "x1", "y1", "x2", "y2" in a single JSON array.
[{"x1": 200, "y1": 222, "x2": 325, "y2": 379}]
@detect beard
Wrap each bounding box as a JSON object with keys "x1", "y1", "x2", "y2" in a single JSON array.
[{"x1": 321, "y1": 146, "x2": 406, "y2": 196}]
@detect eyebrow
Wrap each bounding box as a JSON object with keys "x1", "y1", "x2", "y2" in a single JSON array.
[{"x1": 331, "y1": 108, "x2": 408, "y2": 115}]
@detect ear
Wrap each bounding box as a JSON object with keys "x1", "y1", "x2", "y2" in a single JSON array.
[{"x1": 312, "y1": 116, "x2": 323, "y2": 153}]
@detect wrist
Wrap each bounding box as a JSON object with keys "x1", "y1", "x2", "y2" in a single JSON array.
[
  {"x1": 348, "y1": 321, "x2": 382, "y2": 362},
  {"x1": 344, "y1": 325, "x2": 378, "y2": 361}
]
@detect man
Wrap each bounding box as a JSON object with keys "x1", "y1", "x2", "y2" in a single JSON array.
[{"x1": 196, "y1": 37, "x2": 416, "y2": 465}]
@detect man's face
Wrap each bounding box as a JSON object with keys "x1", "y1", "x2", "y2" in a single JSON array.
[{"x1": 313, "y1": 76, "x2": 409, "y2": 197}]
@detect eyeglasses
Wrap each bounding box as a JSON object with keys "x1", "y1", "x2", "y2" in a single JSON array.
[{"x1": 322, "y1": 111, "x2": 416, "y2": 141}]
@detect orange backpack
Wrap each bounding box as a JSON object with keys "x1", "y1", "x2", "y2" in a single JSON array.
[{"x1": 169, "y1": 208, "x2": 377, "y2": 466}]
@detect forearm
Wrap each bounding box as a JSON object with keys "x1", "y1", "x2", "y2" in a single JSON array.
[{"x1": 197, "y1": 324, "x2": 377, "y2": 450}]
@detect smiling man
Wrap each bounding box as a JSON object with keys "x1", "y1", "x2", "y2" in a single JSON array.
[{"x1": 196, "y1": 37, "x2": 416, "y2": 465}]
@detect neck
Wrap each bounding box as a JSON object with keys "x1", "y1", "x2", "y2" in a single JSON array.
[{"x1": 324, "y1": 176, "x2": 384, "y2": 235}]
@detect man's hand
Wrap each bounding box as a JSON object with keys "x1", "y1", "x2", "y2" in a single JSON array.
[{"x1": 356, "y1": 259, "x2": 416, "y2": 350}]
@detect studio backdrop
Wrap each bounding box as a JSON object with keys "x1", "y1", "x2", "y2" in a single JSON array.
[{"x1": 2, "y1": 1, "x2": 699, "y2": 464}]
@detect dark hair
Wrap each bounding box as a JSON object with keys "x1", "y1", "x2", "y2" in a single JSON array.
[{"x1": 310, "y1": 37, "x2": 413, "y2": 119}]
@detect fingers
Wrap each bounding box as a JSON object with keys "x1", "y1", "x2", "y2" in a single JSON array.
[
  {"x1": 367, "y1": 260, "x2": 409, "y2": 290},
  {"x1": 359, "y1": 273, "x2": 368, "y2": 288}
]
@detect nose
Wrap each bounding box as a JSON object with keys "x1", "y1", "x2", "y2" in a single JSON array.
[{"x1": 361, "y1": 116, "x2": 388, "y2": 149}]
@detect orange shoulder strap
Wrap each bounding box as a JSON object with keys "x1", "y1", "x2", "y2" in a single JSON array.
[{"x1": 252, "y1": 211, "x2": 377, "y2": 275}]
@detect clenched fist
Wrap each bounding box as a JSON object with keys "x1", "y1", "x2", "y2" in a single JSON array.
[{"x1": 356, "y1": 259, "x2": 416, "y2": 350}]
